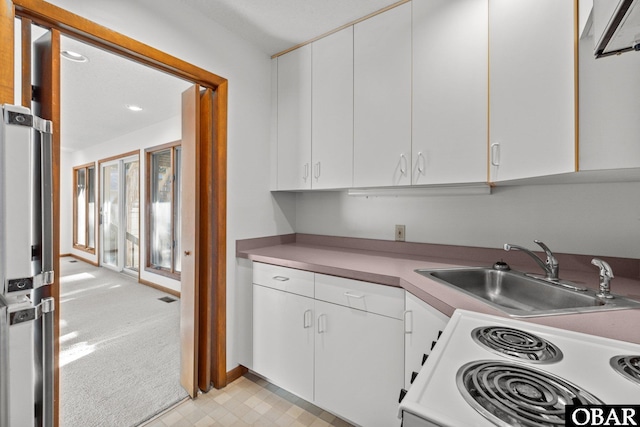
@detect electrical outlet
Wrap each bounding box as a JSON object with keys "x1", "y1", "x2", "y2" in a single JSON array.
[{"x1": 395, "y1": 225, "x2": 406, "y2": 242}]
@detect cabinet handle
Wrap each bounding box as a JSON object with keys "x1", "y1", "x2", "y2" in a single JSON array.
[
  {"x1": 417, "y1": 152, "x2": 425, "y2": 174},
  {"x1": 303, "y1": 163, "x2": 309, "y2": 180},
  {"x1": 400, "y1": 153, "x2": 408, "y2": 175},
  {"x1": 404, "y1": 310, "x2": 413, "y2": 334},
  {"x1": 272, "y1": 276, "x2": 289, "y2": 281},
  {"x1": 314, "y1": 162, "x2": 321, "y2": 180},
  {"x1": 317, "y1": 314, "x2": 326, "y2": 334},
  {"x1": 303, "y1": 309, "x2": 312, "y2": 329},
  {"x1": 344, "y1": 292, "x2": 364, "y2": 299},
  {"x1": 490, "y1": 143, "x2": 500, "y2": 166}
]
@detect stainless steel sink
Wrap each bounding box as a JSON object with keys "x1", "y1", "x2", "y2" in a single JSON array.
[{"x1": 416, "y1": 267, "x2": 640, "y2": 317}]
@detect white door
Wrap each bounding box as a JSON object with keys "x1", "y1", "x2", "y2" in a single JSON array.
[
  {"x1": 354, "y1": 3, "x2": 412, "y2": 188},
  {"x1": 100, "y1": 155, "x2": 139, "y2": 273},
  {"x1": 404, "y1": 292, "x2": 449, "y2": 388},
  {"x1": 315, "y1": 300, "x2": 404, "y2": 427},
  {"x1": 277, "y1": 45, "x2": 312, "y2": 190},
  {"x1": 412, "y1": 0, "x2": 488, "y2": 185},
  {"x1": 311, "y1": 26, "x2": 354, "y2": 189},
  {"x1": 489, "y1": 0, "x2": 576, "y2": 182},
  {"x1": 253, "y1": 285, "x2": 314, "y2": 401}
]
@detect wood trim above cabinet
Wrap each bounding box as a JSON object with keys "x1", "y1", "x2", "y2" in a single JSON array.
[{"x1": 271, "y1": 0, "x2": 411, "y2": 58}]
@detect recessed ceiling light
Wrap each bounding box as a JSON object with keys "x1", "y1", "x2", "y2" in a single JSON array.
[
  {"x1": 61, "y1": 50, "x2": 88, "y2": 63},
  {"x1": 125, "y1": 104, "x2": 143, "y2": 112}
]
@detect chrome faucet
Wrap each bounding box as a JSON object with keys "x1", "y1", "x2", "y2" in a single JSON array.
[
  {"x1": 503, "y1": 240, "x2": 559, "y2": 281},
  {"x1": 592, "y1": 258, "x2": 614, "y2": 299}
]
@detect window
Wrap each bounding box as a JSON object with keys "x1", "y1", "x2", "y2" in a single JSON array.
[
  {"x1": 146, "y1": 142, "x2": 181, "y2": 278},
  {"x1": 73, "y1": 163, "x2": 96, "y2": 253}
]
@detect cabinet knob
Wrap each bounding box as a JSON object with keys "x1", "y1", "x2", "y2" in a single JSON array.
[
  {"x1": 410, "y1": 371, "x2": 419, "y2": 384},
  {"x1": 398, "y1": 388, "x2": 408, "y2": 403}
]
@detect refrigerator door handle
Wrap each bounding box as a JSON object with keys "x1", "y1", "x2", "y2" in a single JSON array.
[
  {"x1": 41, "y1": 297, "x2": 54, "y2": 427},
  {"x1": 39, "y1": 120, "x2": 54, "y2": 278}
]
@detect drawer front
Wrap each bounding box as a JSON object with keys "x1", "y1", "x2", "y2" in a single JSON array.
[
  {"x1": 253, "y1": 262, "x2": 314, "y2": 298},
  {"x1": 315, "y1": 274, "x2": 405, "y2": 319}
]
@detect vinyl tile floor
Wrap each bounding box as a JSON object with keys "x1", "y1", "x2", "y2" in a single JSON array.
[{"x1": 142, "y1": 373, "x2": 355, "y2": 427}]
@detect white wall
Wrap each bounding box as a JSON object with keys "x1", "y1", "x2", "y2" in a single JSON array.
[
  {"x1": 47, "y1": 0, "x2": 295, "y2": 371},
  {"x1": 295, "y1": 181, "x2": 640, "y2": 259}
]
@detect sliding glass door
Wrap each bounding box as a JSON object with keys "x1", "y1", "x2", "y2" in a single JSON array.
[{"x1": 100, "y1": 154, "x2": 139, "y2": 274}]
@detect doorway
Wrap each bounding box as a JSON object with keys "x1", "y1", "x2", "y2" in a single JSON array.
[
  {"x1": 99, "y1": 154, "x2": 140, "y2": 275},
  {"x1": 54, "y1": 32, "x2": 190, "y2": 425},
  {"x1": 6, "y1": 3, "x2": 228, "y2": 424}
]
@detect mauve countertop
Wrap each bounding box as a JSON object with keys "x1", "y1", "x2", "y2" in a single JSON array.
[{"x1": 238, "y1": 239, "x2": 640, "y2": 345}]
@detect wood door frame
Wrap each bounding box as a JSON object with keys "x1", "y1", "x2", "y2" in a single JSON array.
[{"x1": 0, "y1": 1, "x2": 228, "y2": 424}]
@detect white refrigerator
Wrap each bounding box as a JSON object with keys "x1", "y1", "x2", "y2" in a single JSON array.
[{"x1": 0, "y1": 104, "x2": 55, "y2": 427}]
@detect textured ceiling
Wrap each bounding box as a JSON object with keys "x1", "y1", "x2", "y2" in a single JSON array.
[{"x1": 180, "y1": 0, "x2": 404, "y2": 55}]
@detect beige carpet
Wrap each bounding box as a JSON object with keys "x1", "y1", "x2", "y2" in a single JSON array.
[{"x1": 59, "y1": 257, "x2": 187, "y2": 427}]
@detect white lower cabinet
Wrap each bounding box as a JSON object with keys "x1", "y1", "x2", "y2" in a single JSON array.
[
  {"x1": 252, "y1": 262, "x2": 410, "y2": 426},
  {"x1": 314, "y1": 300, "x2": 404, "y2": 427},
  {"x1": 404, "y1": 292, "x2": 449, "y2": 389},
  {"x1": 253, "y1": 284, "x2": 314, "y2": 402}
]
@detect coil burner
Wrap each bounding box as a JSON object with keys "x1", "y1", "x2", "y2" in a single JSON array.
[
  {"x1": 610, "y1": 355, "x2": 640, "y2": 386},
  {"x1": 472, "y1": 326, "x2": 563, "y2": 364},
  {"x1": 457, "y1": 360, "x2": 603, "y2": 427}
]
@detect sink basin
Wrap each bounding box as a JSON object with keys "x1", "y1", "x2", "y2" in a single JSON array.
[{"x1": 416, "y1": 267, "x2": 640, "y2": 317}]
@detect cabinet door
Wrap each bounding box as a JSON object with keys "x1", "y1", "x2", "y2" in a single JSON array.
[
  {"x1": 315, "y1": 300, "x2": 403, "y2": 427},
  {"x1": 253, "y1": 285, "x2": 314, "y2": 401},
  {"x1": 277, "y1": 45, "x2": 312, "y2": 190},
  {"x1": 489, "y1": 0, "x2": 576, "y2": 182},
  {"x1": 354, "y1": 3, "x2": 412, "y2": 188},
  {"x1": 412, "y1": 0, "x2": 488, "y2": 185},
  {"x1": 312, "y1": 26, "x2": 354, "y2": 189},
  {"x1": 578, "y1": 35, "x2": 640, "y2": 171},
  {"x1": 404, "y1": 293, "x2": 449, "y2": 389}
]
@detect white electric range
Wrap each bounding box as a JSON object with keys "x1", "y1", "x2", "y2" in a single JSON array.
[{"x1": 399, "y1": 309, "x2": 640, "y2": 427}]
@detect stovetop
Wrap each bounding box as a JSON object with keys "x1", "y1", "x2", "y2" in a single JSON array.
[{"x1": 399, "y1": 310, "x2": 640, "y2": 427}]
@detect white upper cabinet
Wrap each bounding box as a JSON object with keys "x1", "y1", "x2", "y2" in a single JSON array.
[
  {"x1": 489, "y1": 0, "x2": 577, "y2": 182},
  {"x1": 354, "y1": 3, "x2": 412, "y2": 188},
  {"x1": 312, "y1": 27, "x2": 354, "y2": 189},
  {"x1": 412, "y1": 0, "x2": 488, "y2": 185},
  {"x1": 277, "y1": 45, "x2": 312, "y2": 190}
]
